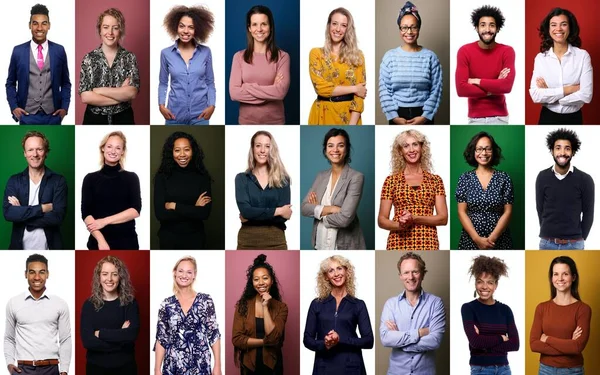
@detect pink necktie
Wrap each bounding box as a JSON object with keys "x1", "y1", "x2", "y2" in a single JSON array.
[{"x1": 37, "y1": 44, "x2": 44, "y2": 70}]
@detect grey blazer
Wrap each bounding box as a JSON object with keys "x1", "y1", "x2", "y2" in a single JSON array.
[{"x1": 301, "y1": 164, "x2": 366, "y2": 250}]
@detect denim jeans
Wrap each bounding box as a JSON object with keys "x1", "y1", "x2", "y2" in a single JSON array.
[
  {"x1": 539, "y1": 238, "x2": 585, "y2": 250},
  {"x1": 165, "y1": 116, "x2": 209, "y2": 125},
  {"x1": 470, "y1": 365, "x2": 511, "y2": 375},
  {"x1": 539, "y1": 363, "x2": 584, "y2": 375},
  {"x1": 468, "y1": 116, "x2": 509, "y2": 124}
]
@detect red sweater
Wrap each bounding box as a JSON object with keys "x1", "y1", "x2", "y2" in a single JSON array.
[{"x1": 455, "y1": 41, "x2": 515, "y2": 118}]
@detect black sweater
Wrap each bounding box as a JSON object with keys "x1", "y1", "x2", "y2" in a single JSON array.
[{"x1": 535, "y1": 167, "x2": 595, "y2": 239}]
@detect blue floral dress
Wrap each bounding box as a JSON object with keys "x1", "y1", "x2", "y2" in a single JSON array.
[{"x1": 155, "y1": 293, "x2": 221, "y2": 375}]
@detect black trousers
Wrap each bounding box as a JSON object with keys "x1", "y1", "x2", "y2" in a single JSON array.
[
  {"x1": 389, "y1": 106, "x2": 434, "y2": 124},
  {"x1": 13, "y1": 365, "x2": 58, "y2": 375},
  {"x1": 538, "y1": 106, "x2": 583, "y2": 125},
  {"x1": 83, "y1": 106, "x2": 135, "y2": 125},
  {"x1": 158, "y1": 230, "x2": 207, "y2": 250},
  {"x1": 86, "y1": 361, "x2": 137, "y2": 375}
]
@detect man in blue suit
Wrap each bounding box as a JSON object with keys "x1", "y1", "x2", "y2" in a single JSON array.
[{"x1": 5, "y1": 4, "x2": 71, "y2": 124}]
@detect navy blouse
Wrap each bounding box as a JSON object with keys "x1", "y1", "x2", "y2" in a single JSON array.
[{"x1": 235, "y1": 171, "x2": 290, "y2": 231}]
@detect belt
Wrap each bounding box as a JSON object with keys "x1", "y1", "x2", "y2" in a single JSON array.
[
  {"x1": 317, "y1": 94, "x2": 354, "y2": 102},
  {"x1": 542, "y1": 237, "x2": 583, "y2": 244},
  {"x1": 17, "y1": 359, "x2": 59, "y2": 366}
]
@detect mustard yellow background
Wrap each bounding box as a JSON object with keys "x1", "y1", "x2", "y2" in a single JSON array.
[{"x1": 526, "y1": 251, "x2": 600, "y2": 374}]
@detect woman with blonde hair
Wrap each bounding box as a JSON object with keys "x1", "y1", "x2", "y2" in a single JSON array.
[
  {"x1": 303, "y1": 255, "x2": 373, "y2": 374},
  {"x1": 80, "y1": 256, "x2": 140, "y2": 374},
  {"x1": 308, "y1": 7, "x2": 367, "y2": 125},
  {"x1": 154, "y1": 256, "x2": 221, "y2": 375},
  {"x1": 377, "y1": 129, "x2": 447, "y2": 250},
  {"x1": 81, "y1": 131, "x2": 141, "y2": 250},
  {"x1": 235, "y1": 130, "x2": 291, "y2": 249}
]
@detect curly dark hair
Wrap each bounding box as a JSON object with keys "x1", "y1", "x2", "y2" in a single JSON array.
[
  {"x1": 471, "y1": 5, "x2": 505, "y2": 31},
  {"x1": 322, "y1": 128, "x2": 352, "y2": 165},
  {"x1": 155, "y1": 132, "x2": 212, "y2": 180},
  {"x1": 463, "y1": 131, "x2": 503, "y2": 167},
  {"x1": 25, "y1": 253, "x2": 48, "y2": 271},
  {"x1": 545, "y1": 128, "x2": 581, "y2": 155},
  {"x1": 538, "y1": 8, "x2": 581, "y2": 53},
  {"x1": 163, "y1": 5, "x2": 214, "y2": 44},
  {"x1": 30, "y1": 4, "x2": 49, "y2": 21},
  {"x1": 235, "y1": 254, "x2": 282, "y2": 317},
  {"x1": 244, "y1": 5, "x2": 280, "y2": 64},
  {"x1": 468, "y1": 255, "x2": 508, "y2": 282},
  {"x1": 548, "y1": 256, "x2": 580, "y2": 300}
]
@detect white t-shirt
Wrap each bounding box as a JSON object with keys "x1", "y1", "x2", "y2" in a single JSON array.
[{"x1": 22, "y1": 179, "x2": 48, "y2": 250}]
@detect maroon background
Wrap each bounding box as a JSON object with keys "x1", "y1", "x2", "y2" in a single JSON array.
[{"x1": 74, "y1": 251, "x2": 150, "y2": 375}]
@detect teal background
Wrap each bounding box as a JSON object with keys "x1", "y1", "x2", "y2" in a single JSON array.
[
  {"x1": 0, "y1": 126, "x2": 75, "y2": 249},
  {"x1": 450, "y1": 126, "x2": 525, "y2": 249},
  {"x1": 300, "y1": 127, "x2": 375, "y2": 250}
]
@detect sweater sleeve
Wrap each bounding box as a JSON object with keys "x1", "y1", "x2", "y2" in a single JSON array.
[
  {"x1": 153, "y1": 174, "x2": 180, "y2": 222},
  {"x1": 378, "y1": 51, "x2": 399, "y2": 121},
  {"x1": 545, "y1": 304, "x2": 591, "y2": 355},
  {"x1": 338, "y1": 300, "x2": 374, "y2": 349},
  {"x1": 478, "y1": 46, "x2": 516, "y2": 94},
  {"x1": 491, "y1": 305, "x2": 519, "y2": 352},
  {"x1": 461, "y1": 303, "x2": 503, "y2": 350},
  {"x1": 80, "y1": 301, "x2": 122, "y2": 352},
  {"x1": 229, "y1": 52, "x2": 266, "y2": 105},
  {"x1": 174, "y1": 176, "x2": 212, "y2": 220},
  {"x1": 243, "y1": 52, "x2": 290, "y2": 101},
  {"x1": 98, "y1": 299, "x2": 140, "y2": 343},
  {"x1": 127, "y1": 172, "x2": 142, "y2": 214},
  {"x1": 303, "y1": 299, "x2": 326, "y2": 352},
  {"x1": 81, "y1": 173, "x2": 95, "y2": 220},
  {"x1": 455, "y1": 46, "x2": 488, "y2": 98},
  {"x1": 581, "y1": 173, "x2": 594, "y2": 240},
  {"x1": 535, "y1": 172, "x2": 545, "y2": 226},
  {"x1": 529, "y1": 303, "x2": 563, "y2": 355},
  {"x1": 422, "y1": 53, "x2": 442, "y2": 121}
]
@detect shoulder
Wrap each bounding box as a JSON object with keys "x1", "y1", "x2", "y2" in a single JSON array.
[
  {"x1": 426, "y1": 172, "x2": 444, "y2": 183},
  {"x1": 458, "y1": 170, "x2": 473, "y2": 180},
  {"x1": 197, "y1": 292, "x2": 214, "y2": 302},
  {"x1": 48, "y1": 40, "x2": 66, "y2": 52},
  {"x1": 235, "y1": 172, "x2": 249, "y2": 183},
  {"x1": 271, "y1": 298, "x2": 288, "y2": 310},
  {"x1": 233, "y1": 50, "x2": 245, "y2": 60},
  {"x1": 496, "y1": 300, "x2": 514, "y2": 313},
  {"x1": 82, "y1": 298, "x2": 95, "y2": 310},
  {"x1": 122, "y1": 170, "x2": 140, "y2": 180},
  {"x1": 424, "y1": 292, "x2": 443, "y2": 304},
  {"x1": 161, "y1": 295, "x2": 177, "y2": 305},
  {"x1": 457, "y1": 42, "x2": 475, "y2": 54},
  {"x1": 278, "y1": 50, "x2": 290, "y2": 60},
  {"x1": 461, "y1": 299, "x2": 476, "y2": 311},
  {"x1": 536, "y1": 168, "x2": 552, "y2": 178},
  {"x1": 309, "y1": 47, "x2": 323, "y2": 57},
  {"x1": 574, "y1": 168, "x2": 594, "y2": 181},
  {"x1": 534, "y1": 300, "x2": 553, "y2": 312},
  {"x1": 83, "y1": 171, "x2": 101, "y2": 182},
  {"x1": 495, "y1": 170, "x2": 512, "y2": 180},
  {"x1": 348, "y1": 168, "x2": 364, "y2": 181},
  {"x1": 570, "y1": 46, "x2": 590, "y2": 58},
  {"x1": 576, "y1": 300, "x2": 592, "y2": 313}
]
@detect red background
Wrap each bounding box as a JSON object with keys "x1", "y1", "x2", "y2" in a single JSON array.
[
  {"x1": 225, "y1": 250, "x2": 301, "y2": 375},
  {"x1": 74, "y1": 1, "x2": 150, "y2": 125},
  {"x1": 74, "y1": 251, "x2": 150, "y2": 374},
  {"x1": 525, "y1": 1, "x2": 600, "y2": 124}
]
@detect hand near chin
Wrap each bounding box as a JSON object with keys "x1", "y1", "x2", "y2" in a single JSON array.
[{"x1": 261, "y1": 292, "x2": 272, "y2": 306}]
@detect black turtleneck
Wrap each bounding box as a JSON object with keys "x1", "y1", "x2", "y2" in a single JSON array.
[{"x1": 81, "y1": 164, "x2": 142, "y2": 249}]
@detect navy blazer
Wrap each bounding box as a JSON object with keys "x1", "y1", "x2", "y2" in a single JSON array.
[
  {"x1": 5, "y1": 40, "x2": 71, "y2": 122},
  {"x1": 2, "y1": 167, "x2": 67, "y2": 249}
]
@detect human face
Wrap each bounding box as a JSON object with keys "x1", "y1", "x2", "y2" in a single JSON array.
[
  {"x1": 177, "y1": 16, "x2": 195, "y2": 44},
  {"x1": 400, "y1": 135, "x2": 422, "y2": 164},
  {"x1": 329, "y1": 13, "x2": 348, "y2": 45},
  {"x1": 474, "y1": 137, "x2": 493, "y2": 167},
  {"x1": 552, "y1": 139, "x2": 572, "y2": 168},
  {"x1": 174, "y1": 260, "x2": 195, "y2": 288},
  {"x1": 249, "y1": 13, "x2": 270, "y2": 44},
  {"x1": 252, "y1": 267, "x2": 272, "y2": 295},
  {"x1": 552, "y1": 263, "x2": 574, "y2": 294},
  {"x1": 476, "y1": 272, "x2": 497, "y2": 304},
  {"x1": 549, "y1": 15, "x2": 569, "y2": 45},
  {"x1": 325, "y1": 135, "x2": 346, "y2": 165},
  {"x1": 100, "y1": 262, "x2": 120, "y2": 296},
  {"x1": 477, "y1": 16, "x2": 497, "y2": 45},
  {"x1": 100, "y1": 15, "x2": 121, "y2": 47},
  {"x1": 26, "y1": 261, "x2": 48, "y2": 294},
  {"x1": 102, "y1": 135, "x2": 124, "y2": 166},
  {"x1": 399, "y1": 258, "x2": 423, "y2": 294},
  {"x1": 30, "y1": 14, "x2": 50, "y2": 44},
  {"x1": 173, "y1": 138, "x2": 192, "y2": 168},
  {"x1": 23, "y1": 136, "x2": 47, "y2": 170},
  {"x1": 399, "y1": 14, "x2": 419, "y2": 45},
  {"x1": 326, "y1": 261, "x2": 347, "y2": 288},
  {"x1": 253, "y1": 134, "x2": 271, "y2": 166}
]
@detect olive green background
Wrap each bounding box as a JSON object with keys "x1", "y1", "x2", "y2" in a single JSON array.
[
  {"x1": 0, "y1": 126, "x2": 75, "y2": 249},
  {"x1": 450, "y1": 126, "x2": 525, "y2": 249},
  {"x1": 149, "y1": 127, "x2": 225, "y2": 250}
]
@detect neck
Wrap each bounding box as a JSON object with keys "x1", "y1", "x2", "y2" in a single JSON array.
[
  {"x1": 331, "y1": 163, "x2": 344, "y2": 174},
  {"x1": 402, "y1": 43, "x2": 420, "y2": 52},
  {"x1": 553, "y1": 42, "x2": 568, "y2": 55},
  {"x1": 404, "y1": 163, "x2": 422, "y2": 174},
  {"x1": 554, "y1": 290, "x2": 575, "y2": 305},
  {"x1": 29, "y1": 287, "x2": 46, "y2": 300},
  {"x1": 105, "y1": 161, "x2": 119, "y2": 167},
  {"x1": 478, "y1": 40, "x2": 496, "y2": 50},
  {"x1": 33, "y1": 39, "x2": 46, "y2": 45},
  {"x1": 254, "y1": 41, "x2": 268, "y2": 54},
  {"x1": 476, "y1": 164, "x2": 493, "y2": 173},
  {"x1": 478, "y1": 297, "x2": 495, "y2": 305},
  {"x1": 253, "y1": 164, "x2": 268, "y2": 174},
  {"x1": 331, "y1": 42, "x2": 341, "y2": 55},
  {"x1": 28, "y1": 166, "x2": 45, "y2": 178},
  {"x1": 554, "y1": 163, "x2": 570, "y2": 175},
  {"x1": 103, "y1": 291, "x2": 119, "y2": 301},
  {"x1": 102, "y1": 43, "x2": 118, "y2": 54},
  {"x1": 404, "y1": 289, "x2": 421, "y2": 303},
  {"x1": 178, "y1": 39, "x2": 195, "y2": 50},
  {"x1": 177, "y1": 286, "x2": 195, "y2": 296},
  {"x1": 331, "y1": 286, "x2": 347, "y2": 298}
]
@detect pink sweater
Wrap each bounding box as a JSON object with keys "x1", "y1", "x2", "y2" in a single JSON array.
[
  {"x1": 228, "y1": 50, "x2": 290, "y2": 124},
  {"x1": 455, "y1": 41, "x2": 515, "y2": 118}
]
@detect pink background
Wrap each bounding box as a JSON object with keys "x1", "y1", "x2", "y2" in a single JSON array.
[
  {"x1": 74, "y1": 0, "x2": 150, "y2": 125},
  {"x1": 225, "y1": 250, "x2": 300, "y2": 375}
]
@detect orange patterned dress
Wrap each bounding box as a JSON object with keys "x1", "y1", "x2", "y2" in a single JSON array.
[{"x1": 380, "y1": 171, "x2": 445, "y2": 250}]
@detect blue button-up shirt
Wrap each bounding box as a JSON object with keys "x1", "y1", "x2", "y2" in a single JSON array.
[
  {"x1": 380, "y1": 290, "x2": 446, "y2": 375},
  {"x1": 158, "y1": 42, "x2": 216, "y2": 120}
]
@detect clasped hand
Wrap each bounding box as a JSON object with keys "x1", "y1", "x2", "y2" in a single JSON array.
[{"x1": 324, "y1": 329, "x2": 339, "y2": 349}]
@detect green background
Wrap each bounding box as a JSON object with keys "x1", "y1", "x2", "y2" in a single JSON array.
[
  {"x1": 0, "y1": 126, "x2": 75, "y2": 249},
  {"x1": 150, "y1": 127, "x2": 225, "y2": 250},
  {"x1": 450, "y1": 126, "x2": 525, "y2": 249}
]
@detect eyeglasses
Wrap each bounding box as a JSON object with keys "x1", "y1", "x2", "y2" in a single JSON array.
[
  {"x1": 475, "y1": 147, "x2": 493, "y2": 154},
  {"x1": 400, "y1": 26, "x2": 419, "y2": 33}
]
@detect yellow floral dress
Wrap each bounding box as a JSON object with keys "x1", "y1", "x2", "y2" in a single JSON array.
[{"x1": 308, "y1": 48, "x2": 365, "y2": 125}]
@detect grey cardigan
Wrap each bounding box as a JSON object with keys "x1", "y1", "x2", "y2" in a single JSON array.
[{"x1": 301, "y1": 164, "x2": 366, "y2": 249}]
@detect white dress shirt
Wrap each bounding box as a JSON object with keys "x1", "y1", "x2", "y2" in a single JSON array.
[
  {"x1": 552, "y1": 163, "x2": 574, "y2": 181},
  {"x1": 314, "y1": 173, "x2": 339, "y2": 250},
  {"x1": 30, "y1": 40, "x2": 49, "y2": 63},
  {"x1": 529, "y1": 44, "x2": 593, "y2": 113}
]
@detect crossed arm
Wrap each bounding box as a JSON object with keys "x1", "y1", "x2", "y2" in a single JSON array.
[{"x1": 530, "y1": 303, "x2": 591, "y2": 355}]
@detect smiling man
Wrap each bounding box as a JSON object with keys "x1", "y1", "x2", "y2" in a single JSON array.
[
  {"x1": 3, "y1": 254, "x2": 71, "y2": 375},
  {"x1": 2, "y1": 131, "x2": 67, "y2": 249},
  {"x1": 5, "y1": 4, "x2": 71, "y2": 124},
  {"x1": 536, "y1": 128, "x2": 595, "y2": 250},
  {"x1": 455, "y1": 5, "x2": 515, "y2": 124},
  {"x1": 379, "y1": 253, "x2": 446, "y2": 375}
]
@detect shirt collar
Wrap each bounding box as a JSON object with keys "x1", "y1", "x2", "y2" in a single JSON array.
[
  {"x1": 31, "y1": 39, "x2": 49, "y2": 53},
  {"x1": 549, "y1": 44, "x2": 573, "y2": 59},
  {"x1": 25, "y1": 289, "x2": 49, "y2": 301},
  {"x1": 552, "y1": 163, "x2": 574, "y2": 177},
  {"x1": 399, "y1": 288, "x2": 424, "y2": 301},
  {"x1": 324, "y1": 293, "x2": 357, "y2": 304},
  {"x1": 170, "y1": 40, "x2": 200, "y2": 52}
]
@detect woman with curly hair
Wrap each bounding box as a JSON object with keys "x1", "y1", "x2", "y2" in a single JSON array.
[
  {"x1": 303, "y1": 255, "x2": 373, "y2": 374},
  {"x1": 81, "y1": 131, "x2": 141, "y2": 250},
  {"x1": 530, "y1": 256, "x2": 591, "y2": 375},
  {"x1": 308, "y1": 7, "x2": 366, "y2": 125},
  {"x1": 235, "y1": 131, "x2": 291, "y2": 250},
  {"x1": 232, "y1": 254, "x2": 288, "y2": 375},
  {"x1": 80, "y1": 256, "x2": 140, "y2": 375},
  {"x1": 377, "y1": 129, "x2": 447, "y2": 250},
  {"x1": 153, "y1": 131, "x2": 212, "y2": 249},
  {"x1": 461, "y1": 255, "x2": 519, "y2": 375},
  {"x1": 529, "y1": 8, "x2": 592, "y2": 124},
  {"x1": 154, "y1": 256, "x2": 221, "y2": 375},
  {"x1": 158, "y1": 5, "x2": 216, "y2": 125},
  {"x1": 456, "y1": 132, "x2": 513, "y2": 249},
  {"x1": 229, "y1": 5, "x2": 290, "y2": 124}
]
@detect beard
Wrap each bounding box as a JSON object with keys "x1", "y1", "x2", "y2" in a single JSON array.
[
  {"x1": 478, "y1": 31, "x2": 496, "y2": 45},
  {"x1": 553, "y1": 154, "x2": 572, "y2": 168}
]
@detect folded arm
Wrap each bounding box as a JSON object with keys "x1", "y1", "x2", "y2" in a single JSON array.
[
  {"x1": 403, "y1": 298, "x2": 446, "y2": 352},
  {"x1": 98, "y1": 300, "x2": 140, "y2": 343},
  {"x1": 455, "y1": 48, "x2": 488, "y2": 98},
  {"x1": 263, "y1": 303, "x2": 288, "y2": 346},
  {"x1": 477, "y1": 48, "x2": 516, "y2": 94},
  {"x1": 242, "y1": 53, "x2": 290, "y2": 101},
  {"x1": 229, "y1": 53, "x2": 266, "y2": 104},
  {"x1": 323, "y1": 173, "x2": 364, "y2": 229},
  {"x1": 26, "y1": 176, "x2": 68, "y2": 228},
  {"x1": 559, "y1": 53, "x2": 593, "y2": 106},
  {"x1": 80, "y1": 302, "x2": 123, "y2": 351}
]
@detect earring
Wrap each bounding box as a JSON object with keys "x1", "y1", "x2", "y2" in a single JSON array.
[{"x1": 473, "y1": 290, "x2": 477, "y2": 298}]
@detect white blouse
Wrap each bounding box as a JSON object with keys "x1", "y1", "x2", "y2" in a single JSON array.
[
  {"x1": 529, "y1": 44, "x2": 593, "y2": 114},
  {"x1": 314, "y1": 173, "x2": 339, "y2": 250}
]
